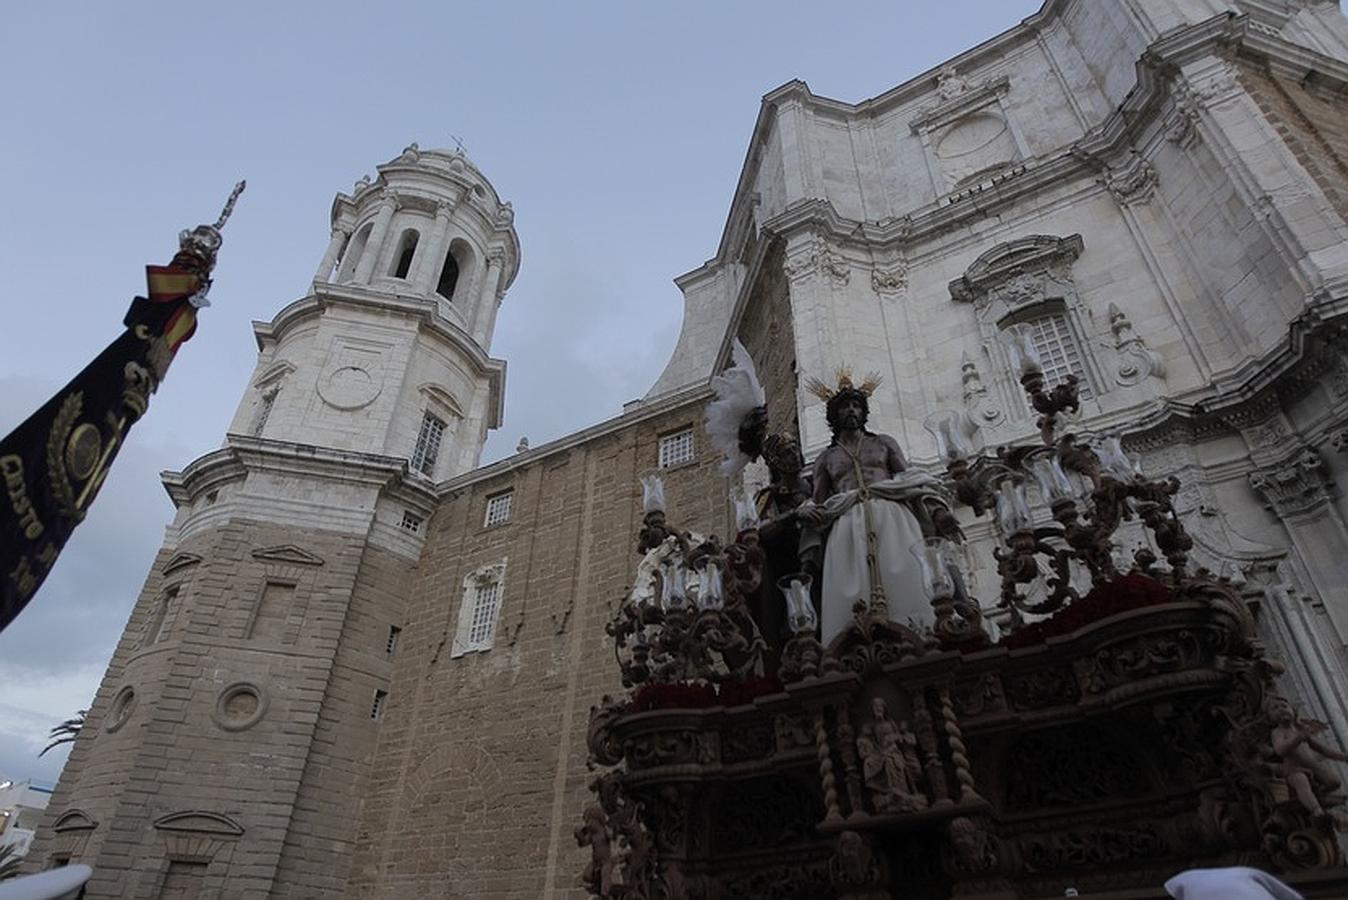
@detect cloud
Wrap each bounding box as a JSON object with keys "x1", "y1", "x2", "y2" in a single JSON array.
[{"x1": 0, "y1": 662, "x2": 104, "y2": 785}]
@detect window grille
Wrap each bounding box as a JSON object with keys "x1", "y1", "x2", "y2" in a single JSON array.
[
  {"x1": 399, "y1": 511, "x2": 423, "y2": 533},
  {"x1": 1023, "y1": 313, "x2": 1093, "y2": 400},
  {"x1": 411, "y1": 412, "x2": 447, "y2": 476},
  {"x1": 386, "y1": 625, "x2": 401, "y2": 655},
  {"x1": 483, "y1": 491, "x2": 513, "y2": 527},
  {"x1": 371, "y1": 689, "x2": 388, "y2": 720},
  {"x1": 467, "y1": 580, "x2": 503, "y2": 649},
  {"x1": 658, "y1": 429, "x2": 695, "y2": 468}
]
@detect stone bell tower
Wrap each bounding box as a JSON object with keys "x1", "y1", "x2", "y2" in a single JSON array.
[
  {"x1": 230, "y1": 142, "x2": 519, "y2": 478},
  {"x1": 27, "y1": 145, "x2": 520, "y2": 898}
]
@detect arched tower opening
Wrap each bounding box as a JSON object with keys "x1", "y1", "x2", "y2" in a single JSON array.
[
  {"x1": 438, "y1": 239, "x2": 474, "y2": 302},
  {"x1": 390, "y1": 228, "x2": 420, "y2": 279},
  {"x1": 336, "y1": 222, "x2": 374, "y2": 283}
]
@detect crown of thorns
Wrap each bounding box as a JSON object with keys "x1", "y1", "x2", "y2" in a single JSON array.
[{"x1": 804, "y1": 367, "x2": 883, "y2": 403}]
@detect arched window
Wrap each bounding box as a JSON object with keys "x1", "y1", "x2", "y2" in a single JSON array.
[
  {"x1": 336, "y1": 223, "x2": 373, "y2": 283},
  {"x1": 436, "y1": 248, "x2": 460, "y2": 300},
  {"x1": 390, "y1": 229, "x2": 419, "y2": 279}
]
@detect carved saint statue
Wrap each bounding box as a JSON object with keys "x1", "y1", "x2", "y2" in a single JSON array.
[
  {"x1": 1266, "y1": 694, "x2": 1348, "y2": 820},
  {"x1": 856, "y1": 697, "x2": 926, "y2": 813},
  {"x1": 802, "y1": 372, "x2": 961, "y2": 643}
]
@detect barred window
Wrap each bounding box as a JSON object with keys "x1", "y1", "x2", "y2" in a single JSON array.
[
  {"x1": 1022, "y1": 313, "x2": 1093, "y2": 400},
  {"x1": 386, "y1": 625, "x2": 401, "y2": 655},
  {"x1": 399, "y1": 511, "x2": 423, "y2": 533},
  {"x1": 484, "y1": 491, "x2": 513, "y2": 528},
  {"x1": 411, "y1": 412, "x2": 447, "y2": 476},
  {"x1": 467, "y1": 580, "x2": 503, "y2": 648},
  {"x1": 370, "y1": 689, "x2": 388, "y2": 721},
  {"x1": 452, "y1": 559, "x2": 507, "y2": 657},
  {"x1": 658, "y1": 429, "x2": 695, "y2": 468}
]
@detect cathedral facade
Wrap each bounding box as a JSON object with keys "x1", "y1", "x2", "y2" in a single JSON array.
[{"x1": 28, "y1": 0, "x2": 1348, "y2": 896}]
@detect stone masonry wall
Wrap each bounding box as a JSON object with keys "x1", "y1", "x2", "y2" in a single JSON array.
[
  {"x1": 1238, "y1": 57, "x2": 1348, "y2": 226},
  {"x1": 31, "y1": 517, "x2": 396, "y2": 899},
  {"x1": 346, "y1": 396, "x2": 727, "y2": 899},
  {"x1": 737, "y1": 240, "x2": 799, "y2": 441}
]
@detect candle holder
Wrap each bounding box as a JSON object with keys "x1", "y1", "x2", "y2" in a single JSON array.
[
  {"x1": 696, "y1": 559, "x2": 725, "y2": 611},
  {"x1": 912, "y1": 538, "x2": 986, "y2": 648}
]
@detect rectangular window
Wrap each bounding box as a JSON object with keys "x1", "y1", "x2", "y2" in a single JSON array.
[
  {"x1": 658, "y1": 429, "x2": 695, "y2": 468},
  {"x1": 1025, "y1": 314, "x2": 1093, "y2": 400},
  {"x1": 248, "y1": 581, "x2": 295, "y2": 641},
  {"x1": 386, "y1": 625, "x2": 401, "y2": 655},
  {"x1": 399, "y1": 511, "x2": 423, "y2": 533},
  {"x1": 250, "y1": 389, "x2": 276, "y2": 436},
  {"x1": 144, "y1": 586, "x2": 179, "y2": 646},
  {"x1": 160, "y1": 860, "x2": 208, "y2": 898},
  {"x1": 371, "y1": 689, "x2": 388, "y2": 721},
  {"x1": 483, "y1": 491, "x2": 513, "y2": 528},
  {"x1": 410, "y1": 412, "x2": 447, "y2": 477},
  {"x1": 467, "y1": 580, "x2": 503, "y2": 649}
]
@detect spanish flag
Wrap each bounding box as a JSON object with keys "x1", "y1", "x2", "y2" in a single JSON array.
[{"x1": 125, "y1": 265, "x2": 201, "y2": 354}]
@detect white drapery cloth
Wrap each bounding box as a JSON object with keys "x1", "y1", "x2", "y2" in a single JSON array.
[
  {"x1": 1164, "y1": 867, "x2": 1303, "y2": 900},
  {"x1": 803, "y1": 472, "x2": 943, "y2": 645}
]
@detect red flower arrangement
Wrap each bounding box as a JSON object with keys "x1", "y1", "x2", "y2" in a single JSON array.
[
  {"x1": 629, "y1": 675, "x2": 785, "y2": 712},
  {"x1": 631, "y1": 682, "x2": 718, "y2": 712},
  {"x1": 718, "y1": 675, "x2": 784, "y2": 707},
  {"x1": 998, "y1": 572, "x2": 1175, "y2": 650}
]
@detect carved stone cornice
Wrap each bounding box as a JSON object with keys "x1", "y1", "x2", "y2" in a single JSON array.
[
  {"x1": 1125, "y1": 307, "x2": 1348, "y2": 451},
  {"x1": 1249, "y1": 446, "x2": 1335, "y2": 517}
]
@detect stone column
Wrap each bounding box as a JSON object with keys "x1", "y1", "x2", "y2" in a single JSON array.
[
  {"x1": 352, "y1": 195, "x2": 398, "y2": 285},
  {"x1": 471, "y1": 251, "x2": 505, "y2": 346},
  {"x1": 1249, "y1": 446, "x2": 1348, "y2": 743},
  {"x1": 314, "y1": 225, "x2": 350, "y2": 283},
  {"x1": 413, "y1": 201, "x2": 454, "y2": 296}
]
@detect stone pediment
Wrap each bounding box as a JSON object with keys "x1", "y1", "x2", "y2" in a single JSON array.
[
  {"x1": 52, "y1": 809, "x2": 97, "y2": 832},
  {"x1": 162, "y1": 552, "x2": 204, "y2": 576},
  {"x1": 251, "y1": 545, "x2": 325, "y2": 567},
  {"x1": 153, "y1": 810, "x2": 244, "y2": 836},
  {"x1": 909, "y1": 74, "x2": 1010, "y2": 134},
  {"x1": 948, "y1": 234, "x2": 1083, "y2": 305}
]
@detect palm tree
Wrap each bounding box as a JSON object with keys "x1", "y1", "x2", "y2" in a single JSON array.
[
  {"x1": 39, "y1": 709, "x2": 87, "y2": 758},
  {"x1": 0, "y1": 842, "x2": 21, "y2": 880}
]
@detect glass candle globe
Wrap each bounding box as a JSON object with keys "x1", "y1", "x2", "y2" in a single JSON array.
[
  {"x1": 777, "y1": 574, "x2": 818, "y2": 635},
  {"x1": 995, "y1": 480, "x2": 1033, "y2": 535},
  {"x1": 696, "y1": 560, "x2": 725, "y2": 611},
  {"x1": 911, "y1": 537, "x2": 957, "y2": 600}
]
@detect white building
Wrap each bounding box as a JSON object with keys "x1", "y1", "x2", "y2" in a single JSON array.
[{"x1": 1, "y1": 779, "x2": 53, "y2": 861}]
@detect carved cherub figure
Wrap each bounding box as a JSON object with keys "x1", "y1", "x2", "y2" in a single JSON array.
[
  {"x1": 857, "y1": 697, "x2": 926, "y2": 813},
  {"x1": 575, "y1": 803, "x2": 616, "y2": 895},
  {"x1": 1266, "y1": 694, "x2": 1348, "y2": 821}
]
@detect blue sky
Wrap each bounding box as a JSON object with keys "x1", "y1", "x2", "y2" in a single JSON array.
[{"x1": 0, "y1": 1, "x2": 1042, "y2": 783}]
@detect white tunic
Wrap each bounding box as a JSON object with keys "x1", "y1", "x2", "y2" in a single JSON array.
[{"x1": 805, "y1": 472, "x2": 942, "y2": 645}]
